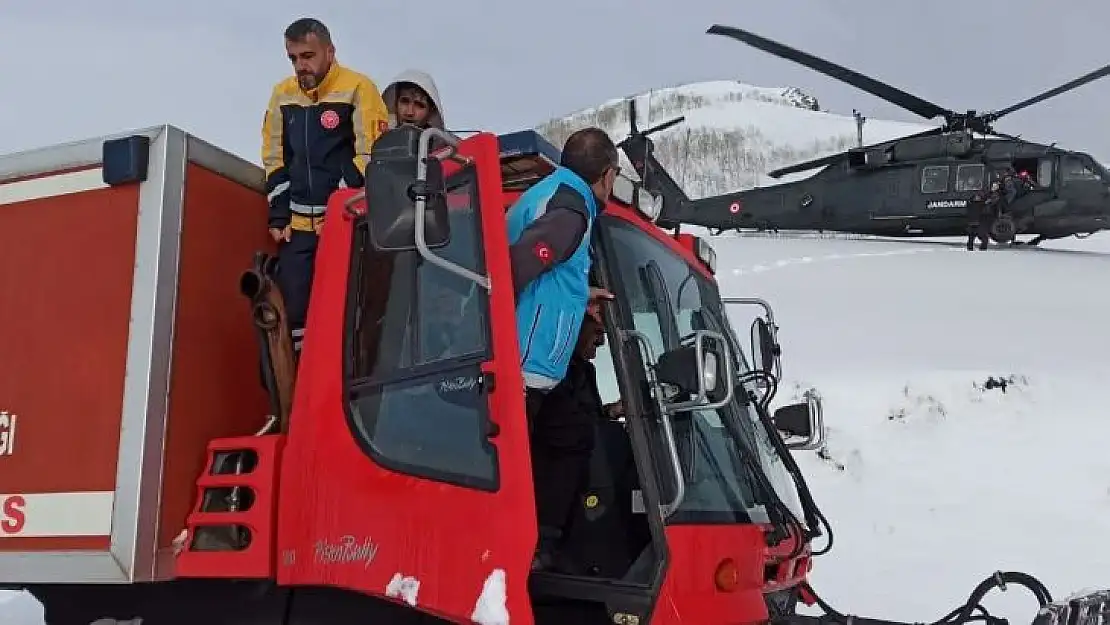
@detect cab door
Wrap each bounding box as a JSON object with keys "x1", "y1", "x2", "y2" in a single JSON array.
[{"x1": 277, "y1": 132, "x2": 537, "y2": 624}]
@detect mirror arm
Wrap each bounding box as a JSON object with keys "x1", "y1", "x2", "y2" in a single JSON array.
[
  {"x1": 721, "y1": 297, "x2": 776, "y2": 326},
  {"x1": 624, "y1": 329, "x2": 687, "y2": 518},
  {"x1": 783, "y1": 389, "x2": 827, "y2": 451},
  {"x1": 414, "y1": 128, "x2": 491, "y2": 291},
  {"x1": 722, "y1": 296, "x2": 782, "y2": 379},
  {"x1": 804, "y1": 388, "x2": 827, "y2": 449}
]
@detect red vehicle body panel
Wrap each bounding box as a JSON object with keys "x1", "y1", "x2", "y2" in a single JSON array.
[
  {"x1": 275, "y1": 133, "x2": 536, "y2": 622},
  {"x1": 158, "y1": 163, "x2": 277, "y2": 571},
  {"x1": 0, "y1": 177, "x2": 138, "y2": 554},
  {"x1": 653, "y1": 526, "x2": 770, "y2": 625},
  {"x1": 0, "y1": 132, "x2": 275, "y2": 584}
]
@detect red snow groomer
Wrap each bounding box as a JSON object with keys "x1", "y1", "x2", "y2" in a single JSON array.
[{"x1": 0, "y1": 108, "x2": 1103, "y2": 625}]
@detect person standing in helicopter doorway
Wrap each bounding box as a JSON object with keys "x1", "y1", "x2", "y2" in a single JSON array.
[{"x1": 966, "y1": 177, "x2": 1001, "y2": 251}]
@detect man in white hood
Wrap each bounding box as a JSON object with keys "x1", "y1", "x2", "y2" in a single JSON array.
[{"x1": 381, "y1": 69, "x2": 446, "y2": 130}]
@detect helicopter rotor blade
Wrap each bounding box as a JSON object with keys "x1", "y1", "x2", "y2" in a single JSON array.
[
  {"x1": 988, "y1": 62, "x2": 1110, "y2": 122},
  {"x1": 707, "y1": 24, "x2": 954, "y2": 123},
  {"x1": 766, "y1": 126, "x2": 947, "y2": 178},
  {"x1": 643, "y1": 116, "x2": 685, "y2": 137},
  {"x1": 767, "y1": 152, "x2": 847, "y2": 179}
]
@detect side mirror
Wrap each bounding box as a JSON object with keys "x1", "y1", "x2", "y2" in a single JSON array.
[
  {"x1": 750, "y1": 316, "x2": 781, "y2": 378},
  {"x1": 772, "y1": 403, "x2": 811, "y2": 438},
  {"x1": 773, "y1": 389, "x2": 826, "y2": 450},
  {"x1": 720, "y1": 298, "x2": 782, "y2": 379},
  {"x1": 365, "y1": 126, "x2": 451, "y2": 252},
  {"x1": 654, "y1": 330, "x2": 733, "y2": 412}
]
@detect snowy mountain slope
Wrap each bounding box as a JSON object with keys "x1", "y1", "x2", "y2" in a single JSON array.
[
  {"x1": 536, "y1": 80, "x2": 935, "y2": 197},
  {"x1": 715, "y1": 231, "x2": 1110, "y2": 623}
]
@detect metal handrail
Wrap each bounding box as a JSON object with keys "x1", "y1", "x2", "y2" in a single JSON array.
[{"x1": 624, "y1": 329, "x2": 687, "y2": 517}]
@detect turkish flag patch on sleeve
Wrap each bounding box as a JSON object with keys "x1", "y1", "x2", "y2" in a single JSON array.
[{"x1": 533, "y1": 241, "x2": 553, "y2": 265}]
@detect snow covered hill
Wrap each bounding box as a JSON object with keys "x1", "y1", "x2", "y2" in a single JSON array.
[{"x1": 535, "y1": 79, "x2": 935, "y2": 198}]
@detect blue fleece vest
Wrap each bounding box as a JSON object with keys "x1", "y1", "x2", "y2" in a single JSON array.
[{"x1": 505, "y1": 167, "x2": 599, "y2": 388}]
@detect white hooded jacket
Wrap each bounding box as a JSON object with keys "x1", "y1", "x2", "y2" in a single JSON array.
[{"x1": 382, "y1": 69, "x2": 447, "y2": 131}]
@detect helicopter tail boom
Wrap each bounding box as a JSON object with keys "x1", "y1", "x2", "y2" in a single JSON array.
[{"x1": 616, "y1": 98, "x2": 692, "y2": 228}]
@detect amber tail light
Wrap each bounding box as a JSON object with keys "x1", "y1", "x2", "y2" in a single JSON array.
[{"x1": 714, "y1": 558, "x2": 741, "y2": 592}]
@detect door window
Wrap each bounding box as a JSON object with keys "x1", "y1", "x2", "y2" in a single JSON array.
[
  {"x1": 920, "y1": 165, "x2": 949, "y2": 193},
  {"x1": 955, "y1": 164, "x2": 985, "y2": 191},
  {"x1": 602, "y1": 217, "x2": 802, "y2": 524},
  {"x1": 345, "y1": 168, "x2": 498, "y2": 491},
  {"x1": 1038, "y1": 158, "x2": 1055, "y2": 187},
  {"x1": 1061, "y1": 155, "x2": 1101, "y2": 183}
]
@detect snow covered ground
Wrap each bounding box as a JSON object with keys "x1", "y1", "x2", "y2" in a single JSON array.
[
  {"x1": 2, "y1": 590, "x2": 43, "y2": 624},
  {"x1": 5, "y1": 231, "x2": 1109, "y2": 624},
  {"x1": 714, "y1": 230, "x2": 1110, "y2": 624}
]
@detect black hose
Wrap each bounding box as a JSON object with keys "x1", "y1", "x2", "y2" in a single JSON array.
[
  {"x1": 802, "y1": 571, "x2": 1054, "y2": 625},
  {"x1": 737, "y1": 369, "x2": 834, "y2": 560}
]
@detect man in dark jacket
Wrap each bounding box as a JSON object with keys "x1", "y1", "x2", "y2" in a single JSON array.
[
  {"x1": 966, "y1": 180, "x2": 1001, "y2": 251},
  {"x1": 262, "y1": 18, "x2": 390, "y2": 354},
  {"x1": 530, "y1": 304, "x2": 612, "y2": 571}
]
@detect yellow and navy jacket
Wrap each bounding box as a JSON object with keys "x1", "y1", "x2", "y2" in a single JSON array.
[{"x1": 261, "y1": 62, "x2": 389, "y2": 232}]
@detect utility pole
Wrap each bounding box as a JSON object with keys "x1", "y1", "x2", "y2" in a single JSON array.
[{"x1": 853, "y1": 109, "x2": 866, "y2": 147}]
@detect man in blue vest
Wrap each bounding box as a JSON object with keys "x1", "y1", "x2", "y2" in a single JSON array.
[
  {"x1": 504, "y1": 126, "x2": 619, "y2": 571},
  {"x1": 506, "y1": 127, "x2": 619, "y2": 420}
]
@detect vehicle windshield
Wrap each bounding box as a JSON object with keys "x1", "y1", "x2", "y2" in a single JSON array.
[{"x1": 597, "y1": 217, "x2": 804, "y2": 524}]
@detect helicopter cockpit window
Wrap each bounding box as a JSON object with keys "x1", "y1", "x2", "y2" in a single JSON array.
[
  {"x1": 1061, "y1": 155, "x2": 1101, "y2": 183},
  {"x1": 920, "y1": 165, "x2": 949, "y2": 194},
  {"x1": 955, "y1": 164, "x2": 984, "y2": 192}
]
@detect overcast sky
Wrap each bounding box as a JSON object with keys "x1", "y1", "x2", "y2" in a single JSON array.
[{"x1": 3, "y1": 0, "x2": 1110, "y2": 166}]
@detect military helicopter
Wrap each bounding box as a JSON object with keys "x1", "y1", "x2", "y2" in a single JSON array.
[{"x1": 629, "y1": 23, "x2": 1110, "y2": 246}]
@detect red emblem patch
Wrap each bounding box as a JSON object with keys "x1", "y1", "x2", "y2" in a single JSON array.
[
  {"x1": 729, "y1": 201, "x2": 742, "y2": 214},
  {"x1": 320, "y1": 110, "x2": 340, "y2": 130},
  {"x1": 533, "y1": 242, "x2": 552, "y2": 265},
  {"x1": 377, "y1": 119, "x2": 389, "y2": 134}
]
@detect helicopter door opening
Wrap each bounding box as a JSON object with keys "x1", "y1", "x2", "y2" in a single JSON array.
[{"x1": 1010, "y1": 157, "x2": 1050, "y2": 189}]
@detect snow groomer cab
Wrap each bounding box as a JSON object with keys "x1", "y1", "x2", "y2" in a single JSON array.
[{"x1": 256, "y1": 124, "x2": 829, "y2": 625}]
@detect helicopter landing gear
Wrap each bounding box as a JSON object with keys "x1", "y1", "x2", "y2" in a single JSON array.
[{"x1": 989, "y1": 214, "x2": 1016, "y2": 244}]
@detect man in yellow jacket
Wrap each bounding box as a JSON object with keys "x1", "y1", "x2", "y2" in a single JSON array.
[{"x1": 261, "y1": 17, "x2": 389, "y2": 354}]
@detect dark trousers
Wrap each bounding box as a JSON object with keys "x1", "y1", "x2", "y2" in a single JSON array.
[
  {"x1": 532, "y1": 439, "x2": 593, "y2": 533},
  {"x1": 525, "y1": 387, "x2": 546, "y2": 433},
  {"x1": 966, "y1": 216, "x2": 993, "y2": 250},
  {"x1": 525, "y1": 386, "x2": 595, "y2": 538},
  {"x1": 276, "y1": 230, "x2": 318, "y2": 352}
]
